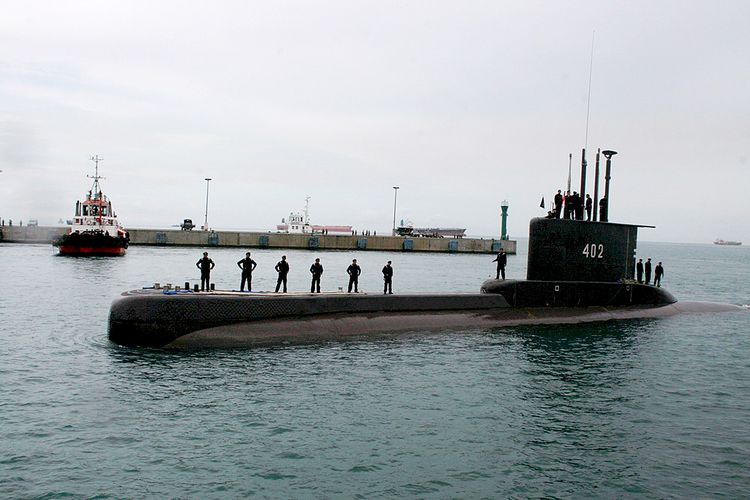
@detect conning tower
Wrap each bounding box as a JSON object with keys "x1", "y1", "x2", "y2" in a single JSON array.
[{"x1": 527, "y1": 218, "x2": 641, "y2": 283}]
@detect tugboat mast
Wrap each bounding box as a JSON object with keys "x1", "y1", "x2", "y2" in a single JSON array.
[{"x1": 88, "y1": 155, "x2": 105, "y2": 196}]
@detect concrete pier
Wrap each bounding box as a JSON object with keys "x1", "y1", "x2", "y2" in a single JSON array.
[{"x1": 0, "y1": 226, "x2": 517, "y2": 254}]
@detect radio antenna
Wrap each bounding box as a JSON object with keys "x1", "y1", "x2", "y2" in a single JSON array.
[
  {"x1": 584, "y1": 31, "x2": 595, "y2": 149},
  {"x1": 88, "y1": 155, "x2": 105, "y2": 196}
]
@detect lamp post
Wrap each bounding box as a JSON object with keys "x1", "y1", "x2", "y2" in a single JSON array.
[
  {"x1": 203, "y1": 177, "x2": 212, "y2": 231},
  {"x1": 392, "y1": 186, "x2": 399, "y2": 236},
  {"x1": 500, "y1": 200, "x2": 509, "y2": 240}
]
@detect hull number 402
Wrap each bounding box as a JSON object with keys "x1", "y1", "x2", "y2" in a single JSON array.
[{"x1": 583, "y1": 243, "x2": 604, "y2": 258}]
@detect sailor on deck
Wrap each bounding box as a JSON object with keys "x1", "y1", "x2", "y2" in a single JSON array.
[
  {"x1": 654, "y1": 262, "x2": 665, "y2": 287},
  {"x1": 196, "y1": 252, "x2": 215, "y2": 291},
  {"x1": 347, "y1": 259, "x2": 361, "y2": 293},
  {"x1": 493, "y1": 249, "x2": 507, "y2": 280},
  {"x1": 310, "y1": 258, "x2": 323, "y2": 293},
  {"x1": 554, "y1": 190, "x2": 563, "y2": 219},
  {"x1": 636, "y1": 258, "x2": 644, "y2": 283},
  {"x1": 275, "y1": 255, "x2": 289, "y2": 293},
  {"x1": 382, "y1": 261, "x2": 393, "y2": 294},
  {"x1": 237, "y1": 252, "x2": 257, "y2": 291}
]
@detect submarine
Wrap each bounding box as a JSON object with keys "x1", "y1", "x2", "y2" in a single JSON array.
[{"x1": 108, "y1": 150, "x2": 744, "y2": 348}]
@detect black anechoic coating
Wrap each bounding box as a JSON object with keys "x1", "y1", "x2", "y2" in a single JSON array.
[{"x1": 108, "y1": 291, "x2": 510, "y2": 347}]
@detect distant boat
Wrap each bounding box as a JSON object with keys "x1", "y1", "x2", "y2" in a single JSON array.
[
  {"x1": 54, "y1": 155, "x2": 129, "y2": 256},
  {"x1": 275, "y1": 196, "x2": 352, "y2": 235},
  {"x1": 714, "y1": 239, "x2": 742, "y2": 246},
  {"x1": 396, "y1": 220, "x2": 466, "y2": 238}
]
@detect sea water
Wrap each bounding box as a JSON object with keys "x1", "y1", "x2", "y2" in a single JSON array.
[{"x1": 1, "y1": 241, "x2": 749, "y2": 498}]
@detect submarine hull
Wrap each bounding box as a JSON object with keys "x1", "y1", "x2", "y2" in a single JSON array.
[
  {"x1": 479, "y1": 278, "x2": 677, "y2": 307},
  {"x1": 107, "y1": 281, "x2": 740, "y2": 348}
]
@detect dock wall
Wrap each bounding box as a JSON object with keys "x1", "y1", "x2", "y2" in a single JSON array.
[{"x1": 0, "y1": 226, "x2": 517, "y2": 254}]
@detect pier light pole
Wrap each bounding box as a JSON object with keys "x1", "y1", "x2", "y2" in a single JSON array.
[
  {"x1": 500, "y1": 200, "x2": 509, "y2": 240},
  {"x1": 392, "y1": 186, "x2": 399, "y2": 236},
  {"x1": 203, "y1": 177, "x2": 212, "y2": 231}
]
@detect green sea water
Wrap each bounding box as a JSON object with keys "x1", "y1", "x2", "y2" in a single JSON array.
[{"x1": 1, "y1": 241, "x2": 749, "y2": 498}]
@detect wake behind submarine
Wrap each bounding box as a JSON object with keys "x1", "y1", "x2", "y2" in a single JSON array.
[{"x1": 108, "y1": 152, "x2": 744, "y2": 348}]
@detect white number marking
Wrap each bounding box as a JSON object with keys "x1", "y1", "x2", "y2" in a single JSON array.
[{"x1": 582, "y1": 243, "x2": 605, "y2": 259}]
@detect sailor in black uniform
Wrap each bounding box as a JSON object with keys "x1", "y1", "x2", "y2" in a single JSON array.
[
  {"x1": 310, "y1": 258, "x2": 323, "y2": 293},
  {"x1": 554, "y1": 190, "x2": 563, "y2": 219},
  {"x1": 275, "y1": 255, "x2": 289, "y2": 293},
  {"x1": 347, "y1": 259, "x2": 361, "y2": 293},
  {"x1": 636, "y1": 258, "x2": 644, "y2": 283},
  {"x1": 645, "y1": 258, "x2": 652, "y2": 285},
  {"x1": 492, "y1": 248, "x2": 507, "y2": 280},
  {"x1": 195, "y1": 251, "x2": 215, "y2": 291},
  {"x1": 572, "y1": 192, "x2": 582, "y2": 220},
  {"x1": 585, "y1": 195, "x2": 593, "y2": 221},
  {"x1": 382, "y1": 260, "x2": 393, "y2": 294},
  {"x1": 654, "y1": 261, "x2": 664, "y2": 287},
  {"x1": 236, "y1": 252, "x2": 257, "y2": 291}
]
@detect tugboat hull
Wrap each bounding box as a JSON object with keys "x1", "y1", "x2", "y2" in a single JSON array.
[
  {"x1": 55, "y1": 233, "x2": 128, "y2": 257},
  {"x1": 57, "y1": 244, "x2": 127, "y2": 257}
]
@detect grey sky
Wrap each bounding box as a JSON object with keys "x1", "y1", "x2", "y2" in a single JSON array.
[{"x1": 1, "y1": 0, "x2": 748, "y2": 243}]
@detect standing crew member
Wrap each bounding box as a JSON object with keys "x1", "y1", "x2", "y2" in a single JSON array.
[
  {"x1": 195, "y1": 251, "x2": 215, "y2": 291},
  {"x1": 236, "y1": 252, "x2": 257, "y2": 292},
  {"x1": 636, "y1": 258, "x2": 644, "y2": 283},
  {"x1": 347, "y1": 259, "x2": 361, "y2": 293},
  {"x1": 554, "y1": 190, "x2": 563, "y2": 219},
  {"x1": 275, "y1": 255, "x2": 289, "y2": 293},
  {"x1": 585, "y1": 195, "x2": 593, "y2": 221},
  {"x1": 654, "y1": 262, "x2": 665, "y2": 287},
  {"x1": 492, "y1": 248, "x2": 507, "y2": 280},
  {"x1": 644, "y1": 258, "x2": 652, "y2": 285},
  {"x1": 382, "y1": 260, "x2": 394, "y2": 294},
  {"x1": 563, "y1": 191, "x2": 571, "y2": 219},
  {"x1": 573, "y1": 191, "x2": 583, "y2": 220},
  {"x1": 310, "y1": 258, "x2": 323, "y2": 293}
]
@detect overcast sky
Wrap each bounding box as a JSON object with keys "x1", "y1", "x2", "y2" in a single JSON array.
[{"x1": 1, "y1": 0, "x2": 749, "y2": 243}]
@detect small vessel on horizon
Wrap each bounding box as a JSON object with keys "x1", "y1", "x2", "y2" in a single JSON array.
[
  {"x1": 275, "y1": 196, "x2": 352, "y2": 235},
  {"x1": 714, "y1": 238, "x2": 742, "y2": 246},
  {"x1": 54, "y1": 155, "x2": 129, "y2": 256},
  {"x1": 395, "y1": 219, "x2": 466, "y2": 238}
]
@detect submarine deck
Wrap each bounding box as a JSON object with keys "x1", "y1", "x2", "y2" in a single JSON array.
[{"x1": 106, "y1": 281, "x2": 744, "y2": 348}]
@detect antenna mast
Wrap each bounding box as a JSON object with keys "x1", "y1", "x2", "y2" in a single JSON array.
[
  {"x1": 304, "y1": 195, "x2": 311, "y2": 225},
  {"x1": 88, "y1": 155, "x2": 105, "y2": 196},
  {"x1": 584, "y1": 31, "x2": 595, "y2": 150},
  {"x1": 579, "y1": 31, "x2": 595, "y2": 209}
]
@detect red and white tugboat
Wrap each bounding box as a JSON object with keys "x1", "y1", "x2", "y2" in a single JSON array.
[{"x1": 54, "y1": 155, "x2": 129, "y2": 256}]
